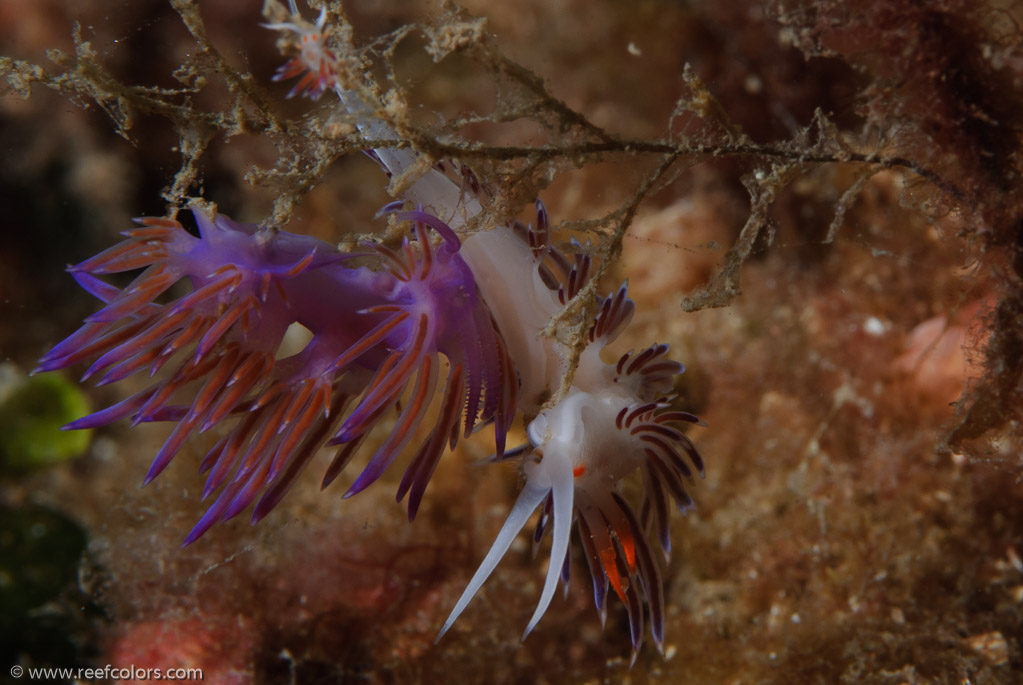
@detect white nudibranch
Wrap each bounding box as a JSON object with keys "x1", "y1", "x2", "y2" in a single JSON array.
[{"x1": 441, "y1": 203, "x2": 705, "y2": 660}]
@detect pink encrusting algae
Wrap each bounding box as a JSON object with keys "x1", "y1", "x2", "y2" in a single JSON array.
[{"x1": 35, "y1": 0, "x2": 704, "y2": 660}]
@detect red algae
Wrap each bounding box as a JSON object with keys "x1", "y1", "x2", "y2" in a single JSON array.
[{"x1": 109, "y1": 619, "x2": 250, "y2": 685}]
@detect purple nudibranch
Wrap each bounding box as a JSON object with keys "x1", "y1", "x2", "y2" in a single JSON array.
[{"x1": 38, "y1": 206, "x2": 513, "y2": 544}]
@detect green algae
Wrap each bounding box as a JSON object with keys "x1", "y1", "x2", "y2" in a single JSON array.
[{"x1": 0, "y1": 372, "x2": 92, "y2": 474}]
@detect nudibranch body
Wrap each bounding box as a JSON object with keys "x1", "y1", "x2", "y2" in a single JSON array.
[{"x1": 37, "y1": 1, "x2": 706, "y2": 661}]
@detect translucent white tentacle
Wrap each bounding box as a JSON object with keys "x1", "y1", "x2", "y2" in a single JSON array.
[
  {"x1": 522, "y1": 449, "x2": 575, "y2": 638},
  {"x1": 335, "y1": 88, "x2": 482, "y2": 228},
  {"x1": 436, "y1": 478, "x2": 549, "y2": 641}
]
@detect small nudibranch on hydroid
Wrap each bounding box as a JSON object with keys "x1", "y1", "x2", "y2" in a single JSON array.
[
  {"x1": 264, "y1": 0, "x2": 486, "y2": 227},
  {"x1": 264, "y1": 1, "x2": 340, "y2": 100}
]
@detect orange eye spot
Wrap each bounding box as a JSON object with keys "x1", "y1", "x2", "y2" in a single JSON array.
[{"x1": 573, "y1": 465, "x2": 586, "y2": 478}]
